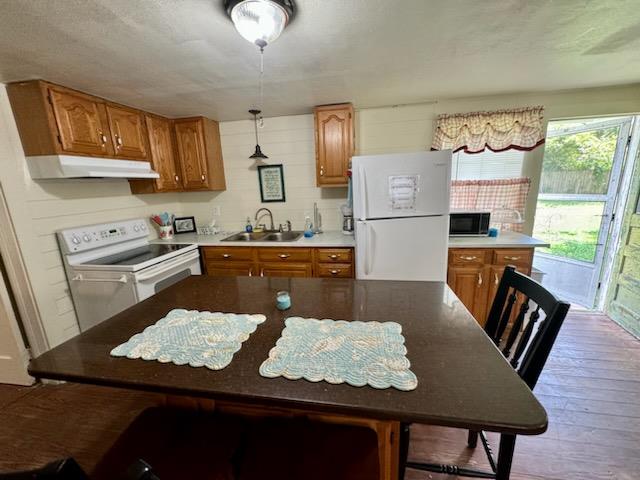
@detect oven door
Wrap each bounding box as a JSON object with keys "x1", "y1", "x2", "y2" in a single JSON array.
[
  {"x1": 133, "y1": 250, "x2": 201, "y2": 301},
  {"x1": 68, "y1": 270, "x2": 137, "y2": 332}
]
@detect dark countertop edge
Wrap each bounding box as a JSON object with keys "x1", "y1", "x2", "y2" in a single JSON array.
[{"x1": 28, "y1": 368, "x2": 548, "y2": 436}]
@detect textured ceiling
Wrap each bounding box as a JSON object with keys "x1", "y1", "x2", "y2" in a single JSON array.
[{"x1": 0, "y1": 0, "x2": 639, "y2": 120}]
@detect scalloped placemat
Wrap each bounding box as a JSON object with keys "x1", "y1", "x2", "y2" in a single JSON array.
[
  {"x1": 110, "y1": 309, "x2": 266, "y2": 370},
  {"x1": 259, "y1": 317, "x2": 417, "y2": 391}
]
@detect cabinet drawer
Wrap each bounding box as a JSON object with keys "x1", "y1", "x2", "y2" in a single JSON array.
[
  {"x1": 203, "y1": 247, "x2": 253, "y2": 262},
  {"x1": 257, "y1": 248, "x2": 312, "y2": 262},
  {"x1": 449, "y1": 249, "x2": 488, "y2": 265},
  {"x1": 258, "y1": 262, "x2": 312, "y2": 277},
  {"x1": 317, "y1": 263, "x2": 353, "y2": 278},
  {"x1": 205, "y1": 261, "x2": 254, "y2": 277},
  {"x1": 493, "y1": 249, "x2": 532, "y2": 267},
  {"x1": 316, "y1": 248, "x2": 353, "y2": 263}
]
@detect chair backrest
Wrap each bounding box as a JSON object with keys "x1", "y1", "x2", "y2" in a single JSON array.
[{"x1": 484, "y1": 266, "x2": 570, "y2": 390}]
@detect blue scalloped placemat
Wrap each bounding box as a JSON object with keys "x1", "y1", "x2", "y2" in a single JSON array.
[
  {"x1": 259, "y1": 317, "x2": 417, "y2": 391},
  {"x1": 110, "y1": 309, "x2": 266, "y2": 370}
]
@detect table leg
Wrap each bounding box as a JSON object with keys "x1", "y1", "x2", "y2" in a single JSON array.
[
  {"x1": 398, "y1": 423, "x2": 410, "y2": 480},
  {"x1": 496, "y1": 433, "x2": 516, "y2": 480}
]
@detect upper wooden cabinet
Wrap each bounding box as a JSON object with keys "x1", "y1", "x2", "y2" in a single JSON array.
[
  {"x1": 314, "y1": 103, "x2": 354, "y2": 187},
  {"x1": 130, "y1": 115, "x2": 182, "y2": 194},
  {"x1": 105, "y1": 104, "x2": 148, "y2": 159},
  {"x1": 48, "y1": 86, "x2": 114, "y2": 156},
  {"x1": 6, "y1": 80, "x2": 148, "y2": 161},
  {"x1": 174, "y1": 117, "x2": 226, "y2": 191}
]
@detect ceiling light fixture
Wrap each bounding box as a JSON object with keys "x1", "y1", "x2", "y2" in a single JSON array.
[{"x1": 224, "y1": 0, "x2": 295, "y2": 50}]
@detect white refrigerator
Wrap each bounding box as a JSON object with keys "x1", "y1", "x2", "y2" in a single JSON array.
[{"x1": 352, "y1": 150, "x2": 452, "y2": 281}]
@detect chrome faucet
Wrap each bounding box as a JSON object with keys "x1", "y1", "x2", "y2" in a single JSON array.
[
  {"x1": 278, "y1": 220, "x2": 292, "y2": 232},
  {"x1": 254, "y1": 208, "x2": 275, "y2": 231}
]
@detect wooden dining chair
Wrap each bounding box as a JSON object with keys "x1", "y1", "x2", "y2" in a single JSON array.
[{"x1": 399, "y1": 265, "x2": 570, "y2": 480}]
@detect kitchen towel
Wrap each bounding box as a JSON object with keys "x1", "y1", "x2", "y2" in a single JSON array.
[
  {"x1": 110, "y1": 309, "x2": 265, "y2": 370},
  {"x1": 259, "y1": 317, "x2": 417, "y2": 391}
]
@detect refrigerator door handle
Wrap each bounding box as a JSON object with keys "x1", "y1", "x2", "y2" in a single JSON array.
[
  {"x1": 358, "y1": 165, "x2": 368, "y2": 219},
  {"x1": 364, "y1": 222, "x2": 376, "y2": 275}
]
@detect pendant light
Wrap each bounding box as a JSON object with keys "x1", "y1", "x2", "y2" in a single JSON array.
[
  {"x1": 249, "y1": 109, "x2": 267, "y2": 166},
  {"x1": 225, "y1": 0, "x2": 295, "y2": 50}
]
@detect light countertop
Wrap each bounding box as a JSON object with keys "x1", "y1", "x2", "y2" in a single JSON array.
[
  {"x1": 152, "y1": 230, "x2": 356, "y2": 248},
  {"x1": 448, "y1": 231, "x2": 550, "y2": 249},
  {"x1": 153, "y1": 230, "x2": 545, "y2": 250}
]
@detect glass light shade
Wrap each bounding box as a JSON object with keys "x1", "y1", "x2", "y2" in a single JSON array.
[{"x1": 231, "y1": 0, "x2": 288, "y2": 48}]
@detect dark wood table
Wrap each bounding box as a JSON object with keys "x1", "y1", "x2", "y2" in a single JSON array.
[{"x1": 29, "y1": 276, "x2": 547, "y2": 479}]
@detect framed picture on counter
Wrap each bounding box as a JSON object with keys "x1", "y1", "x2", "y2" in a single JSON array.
[
  {"x1": 258, "y1": 164, "x2": 286, "y2": 202},
  {"x1": 173, "y1": 216, "x2": 196, "y2": 234}
]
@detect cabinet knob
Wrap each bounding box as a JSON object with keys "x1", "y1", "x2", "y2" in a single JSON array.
[
  {"x1": 504, "y1": 256, "x2": 521, "y2": 261},
  {"x1": 330, "y1": 269, "x2": 340, "y2": 275},
  {"x1": 98, "y1": 131, "x2": 107, "y2": 145},
  {"x1": 477, "y1": 273, "x2": 483, "y2": 285},
  {"x1": 329, "y1": 254, "x2": 340, "y2": 260},
  {"x1": 201, "y1": 174, "x2": 206, "y2": 181},
  {"x1": 494, "y1": 273, "x2": 499, "y2": 285},
  {"x1": 278, "y1": 254, "x2": 291, "y2": 259},
  {"x1": 115, "y1": 134, "x2": 123, "y2": 148},
  {"x1": 461, "y1": 256, "x2": 477, "y2": 261},
  {"x1": 320, "y1": 166, "x2": 324, "y2": 176},
  {"x1": 222, "y1": 253, "x2": 232, "y2": 259},
  {"x1": 175, "y1": 175, "x2": 179, "y2": 182}
]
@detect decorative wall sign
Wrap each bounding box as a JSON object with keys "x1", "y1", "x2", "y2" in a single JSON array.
[
  {"x1": 258, "y1": 164, "x2": 286, "y2": 202},
  {"x1": 173, "y1": 216, "x2": 196, "y2": 234}
]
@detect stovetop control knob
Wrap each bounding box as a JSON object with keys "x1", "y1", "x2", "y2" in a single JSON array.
[
  {"x1": 133, "y1": 225, "x2": 140, "y2": 232},
  {"x1": 71, "y1": 235, "x2": 81, "y2": 245},
  {"x1": 82, "y1": 234, "x2": 91, "y2": 242},
  {"x1": 140, "y1": 223, "x2": 147, "y2": 231}
]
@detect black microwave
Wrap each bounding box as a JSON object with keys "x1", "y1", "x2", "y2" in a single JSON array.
[{"x1": 449, "y1": 212, "x2": 491, "y2": 236}]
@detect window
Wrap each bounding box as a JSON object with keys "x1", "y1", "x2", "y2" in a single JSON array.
[
  {"x1": 451, "y1": 149, "x2": 525, "y2": 180},
  {"x1": 450, "y1": 150, "x2": 530, "y2": 232}
]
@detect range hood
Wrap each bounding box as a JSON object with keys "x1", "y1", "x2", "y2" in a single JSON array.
[{"x1": 26, "y1": 155, "x2": 160, "y2": 179}]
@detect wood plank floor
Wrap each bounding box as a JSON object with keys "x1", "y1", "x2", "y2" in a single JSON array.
[{"x1": 0, "y1": 312, "x2": 638, "y2": 479}]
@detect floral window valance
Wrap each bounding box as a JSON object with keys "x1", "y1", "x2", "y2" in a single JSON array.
[{"x1": 431, "y1": 106, "x2": 545, "y2": 154}]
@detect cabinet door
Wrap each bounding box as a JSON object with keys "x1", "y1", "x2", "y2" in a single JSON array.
[
  {"x1": 205, "y1": 261, "x2": 255, "y2": 277},
  {"x1": 146, "y1": 116, "x2": 181, "y2": 191},
  {"x1": 106, "y1": 105, "x2": 148, "y2": 159},
  {"x1": 447, "y1": 264, "x2": 489, "y2": 325},
  {"x1": 315, "y1": 104, "x2": 353, "y2": 187},
  {"x1": 48, "y1": 87, "x2": 112, "y2": 156},
  {"x1": 258, "y1": 262, "x2": 313, "y2": 278},
  {"x1": 174, "y1": 119, "x2": 208, "y2": 190}
]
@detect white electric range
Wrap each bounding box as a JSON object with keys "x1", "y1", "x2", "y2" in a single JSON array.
[{"x1": 58, "y1": 218, "x2": 201, "y2": 332}]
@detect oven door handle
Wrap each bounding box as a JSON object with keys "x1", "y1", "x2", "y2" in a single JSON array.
[
  {"x1": 72, "y1": 274, "x2": 128, "y2": 284},
  {"x1": 134, "y1": 251, "x2": 200, "y2": 282}
]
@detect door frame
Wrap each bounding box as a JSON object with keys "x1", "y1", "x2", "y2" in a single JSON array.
[
  {"x1": 0, "y1": 183, "x2": 49, "y2": 357},
  {"x1": 535, "y1": 116, "x2": 633, "y2": 308}
]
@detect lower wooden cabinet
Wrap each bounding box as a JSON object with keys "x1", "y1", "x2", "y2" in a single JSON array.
[
  {"x1": 447, "y1": 248, "x2": 534, "y2": 326},
  {"x1": 447, "y1": 264, "x2": 488, "y2": 322},
  {"x1": 201, "y1": 246, "x2": 354, "y2": 278}
]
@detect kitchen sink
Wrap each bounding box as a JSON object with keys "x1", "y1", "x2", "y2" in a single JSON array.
[
  {"x1": 262, "y1": 231, "x2": 303, "y2": 242},
  {"x1": 221, "y1": 231, "x2": 303, "y2": 242},
  {"x1": 221, "y1": 232, "x2": 267, "y2": 242}
]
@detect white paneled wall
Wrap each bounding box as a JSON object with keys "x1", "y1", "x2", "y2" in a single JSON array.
[
  {"x1": 177, "y1": 114, "x2": 348, "y2": 232},
  {"x1": 0, "y1": 85, "x2": 182, "y2": 346}
]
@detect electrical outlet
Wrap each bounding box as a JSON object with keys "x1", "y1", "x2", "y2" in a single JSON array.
[{"x1": 212, "y1": 206, "x2": 221, "y2": 216}]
